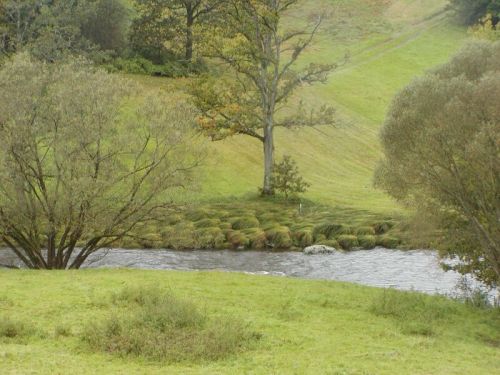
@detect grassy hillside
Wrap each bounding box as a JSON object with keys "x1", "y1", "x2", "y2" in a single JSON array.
[
  {"x1": 134, "y1": 0, "x2": 467, "y2": 217},
  {"x1": 0, "y1": 270, "x2": 498, "y2": 374}
]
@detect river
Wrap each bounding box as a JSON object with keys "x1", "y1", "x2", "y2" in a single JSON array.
[{"x1": 1, "y1": 247, "x2": 493, "y2": 300}]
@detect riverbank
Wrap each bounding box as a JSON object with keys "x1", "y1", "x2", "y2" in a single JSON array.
[
  {"x1": 1, "y1": 270, "x2": 498, "y2": 374},
  {"x1": 115, "y1": 199, "x2": 405, "y2": 251}
]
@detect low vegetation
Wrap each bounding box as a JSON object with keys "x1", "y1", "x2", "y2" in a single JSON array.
[
  {"x1": 83, "y1": 286, "x2": 257, "y2": 362},
  {"x1": 0, "y1": 270, "x2": 498, "y2": 374}
]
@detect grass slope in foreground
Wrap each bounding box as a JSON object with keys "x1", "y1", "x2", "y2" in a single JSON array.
[{"x1": 0, "y1": 270, "x2": 499, "y2": 374}]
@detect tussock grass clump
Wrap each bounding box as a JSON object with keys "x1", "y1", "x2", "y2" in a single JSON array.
[
  {"x1": 293, "y1": 229, "x2": 314, "y2": 248},
  {"x1": 194, "y1": 227, "x2": 226, "y2": 249},
  {"x1": 229, "y1": 216, "x2": 260, "y2": 230},
  {"x1": 265, "y1": 226, "x2": 293, "y2": 249},
  {"x1": 194, "y1": 218, "x2": 221, "y2": 228},
  {"x1": 83, "y1": 287, "x2": 257, "y2": 362},
  {"x1": 337, "y1": 235, "x2": 359, "y2": 250},
  {"x1": 244, "y1": 228, "x2": 268, "y2": 249},
  {"x1": 376, "y1": 235, "x2": 401, "y2": 249},
  {"x1": 356, "y1": 226, "x2": 376, "y2": 236},
  {"x1": 0, "y1": 317, "x2": 31, "y2": 339},
  {"x1": 358, "y1": 235, "x2": 376, "y2": 249},
  {"x1": 226, "y1": 230, "x2": 250, "y2": 249},
  {"x1": 370, "y1": 289, "x2": 460, "y2": 337},
  {"x1": 372, "y1": 221, "x2": 395, "y2": 235}
]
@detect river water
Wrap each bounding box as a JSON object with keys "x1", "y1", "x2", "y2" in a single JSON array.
[{"x1": 1, "y1": 247, "x2": 491, "y2": 299}]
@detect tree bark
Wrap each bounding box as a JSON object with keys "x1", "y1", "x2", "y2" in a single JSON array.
[
  {"x1": 262, "y1": 125, "x2": 274, "y2": 195},
  {"x1": 185, "y1": 10, "x2": 194, "y2": 61}
]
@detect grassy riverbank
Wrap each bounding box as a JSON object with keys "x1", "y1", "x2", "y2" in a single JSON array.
[
  {"x1": 1, "y1": 270, "x2": 498, "y2": 374},
  {"x1": 118, "y1": 0, "x2": 469, "y2": 248}
]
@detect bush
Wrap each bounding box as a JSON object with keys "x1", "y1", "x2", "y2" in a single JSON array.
[
  {"x1": 229, "y1": 216, "x2": 260, "y2": 230},
  {"x1": 376, "y1": 236, "x2": 401, "y2": 249},
  {"x1": 358, "y1": 235, "x2": 377, "y2": 249},
  {"x1": 265, "y1": 226, "x2": 293, "y2": 249},
  {"x1": 84, "y1": 287, "x2": 256, "y2": 362},
  {"x1": 271, "y1": 155, "x2": 310, "y2": 199},
  {"x1": 337, "y1": 235, "x2": 359, "y2": 251}
]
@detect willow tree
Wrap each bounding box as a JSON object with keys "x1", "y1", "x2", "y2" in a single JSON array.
[
  {"x1": 375, "y1": 41, "x2": 500, "y2": 286},
  {"x1": 191, "y1": 0, "x2": 335, "y2": 195},
  {"x1": 0, "y1": 55, "x2": 202, "y2": 269}
]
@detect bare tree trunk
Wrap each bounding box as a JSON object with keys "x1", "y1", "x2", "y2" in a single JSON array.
[
  {"x1": 262, "y1": 124, "x2": 274, "y2": 195},
  {"x1": 185, "y1": 8, "x2": 194, "y2": 61}
]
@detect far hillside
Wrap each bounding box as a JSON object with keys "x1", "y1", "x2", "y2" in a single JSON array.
[{"x1": 132, "y1": 0, "x2": 466, "y2": 216}]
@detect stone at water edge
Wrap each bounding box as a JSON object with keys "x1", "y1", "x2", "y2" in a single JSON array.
[{"x1": 303, "y1": 245, "x2": 337, "y2": 255}]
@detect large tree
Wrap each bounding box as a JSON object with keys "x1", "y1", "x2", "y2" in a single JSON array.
[
  {"x1": 0, "y1": 54, "x2": 202, "y2": 269},
  {"x1": 375, "y1": 41, "x2": 500, "y2": 286},
  {"x1": 130, "y1": 0, "x2": 221, "y2": 62},
  {"x1": 191, "y1": 0, "x2": 335, "y2": 195}
]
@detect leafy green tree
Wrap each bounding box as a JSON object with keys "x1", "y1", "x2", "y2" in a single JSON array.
[
  {"x1": 0, "y1": 54, "x2": 202, "y2": 269},
  {"x1": 81, "y1": 0, "x2": 132, "y2": 54},
  {"x1": 375, "y1": 40, "x2": 500, "y2": 286},
  {"x1": 191, "y1": 0, "x2": 336, "y2": 196},
  {"x1": 0, "y1": 0, "x2": 45, "y2": 55},
  {"x1": 271, "y1": 156, "x2": 309, "y2": 200},
  {"x1": 449, "y1": 0, "x2": 500, "y2": 25},
  {"x1": 129, "y1": 0, "x2": 221, "y2": 63}
]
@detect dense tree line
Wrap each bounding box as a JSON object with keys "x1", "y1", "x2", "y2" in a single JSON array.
[{"x1": 449, "y1": 0, "x2": 500, "y2": 25}]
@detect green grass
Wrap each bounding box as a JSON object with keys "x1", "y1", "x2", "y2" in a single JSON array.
[
  {"x1": 128, "y1": 0, "x2": 468, "y2": 220},
  {"x1": 0, "y1": 269, "x2": 498, "y2": 374}
]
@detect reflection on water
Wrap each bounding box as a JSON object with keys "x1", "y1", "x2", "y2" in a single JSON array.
[{"x1": 0, "y1": 247, "x2": 492, "y2": 298}]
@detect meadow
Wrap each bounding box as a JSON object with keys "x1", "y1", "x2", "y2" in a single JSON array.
[
  {"x1": 116, "y1": 0, "x2": 469, "y2": 250},
  {"x1": 0, "y1": 270, "x2": 498, "y2": 374},
  {"x1": 134, "y1": 0, "x2": 466, "y2": 216}
]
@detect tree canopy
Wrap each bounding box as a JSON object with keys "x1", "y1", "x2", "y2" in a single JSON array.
[
  {"x1": 0, "y1": 54, "x2": 202, "y2": 269},
  {"x1": 375, "y1": 40, "x2": 500, "y2": 286}
]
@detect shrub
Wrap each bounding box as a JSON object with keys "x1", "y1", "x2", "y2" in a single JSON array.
[
  {"x1": 337, "y1": 235, "x2": 359, "y2": 251},
  {"x1": 376, "y1": 236, "x2": 401, "y2": 249},
  {"x1": 265, "y1": 227, "x2": 293, "y2": 249},
  {"x1": 84, "y1": 287, "x2": 256, "y2": 362},
  {"x1": 358, "y1": 235, "x2": 377, "y2": 249},
  {"x1": 271, "y1": 155, "x2": 310, "y2": 199}
]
